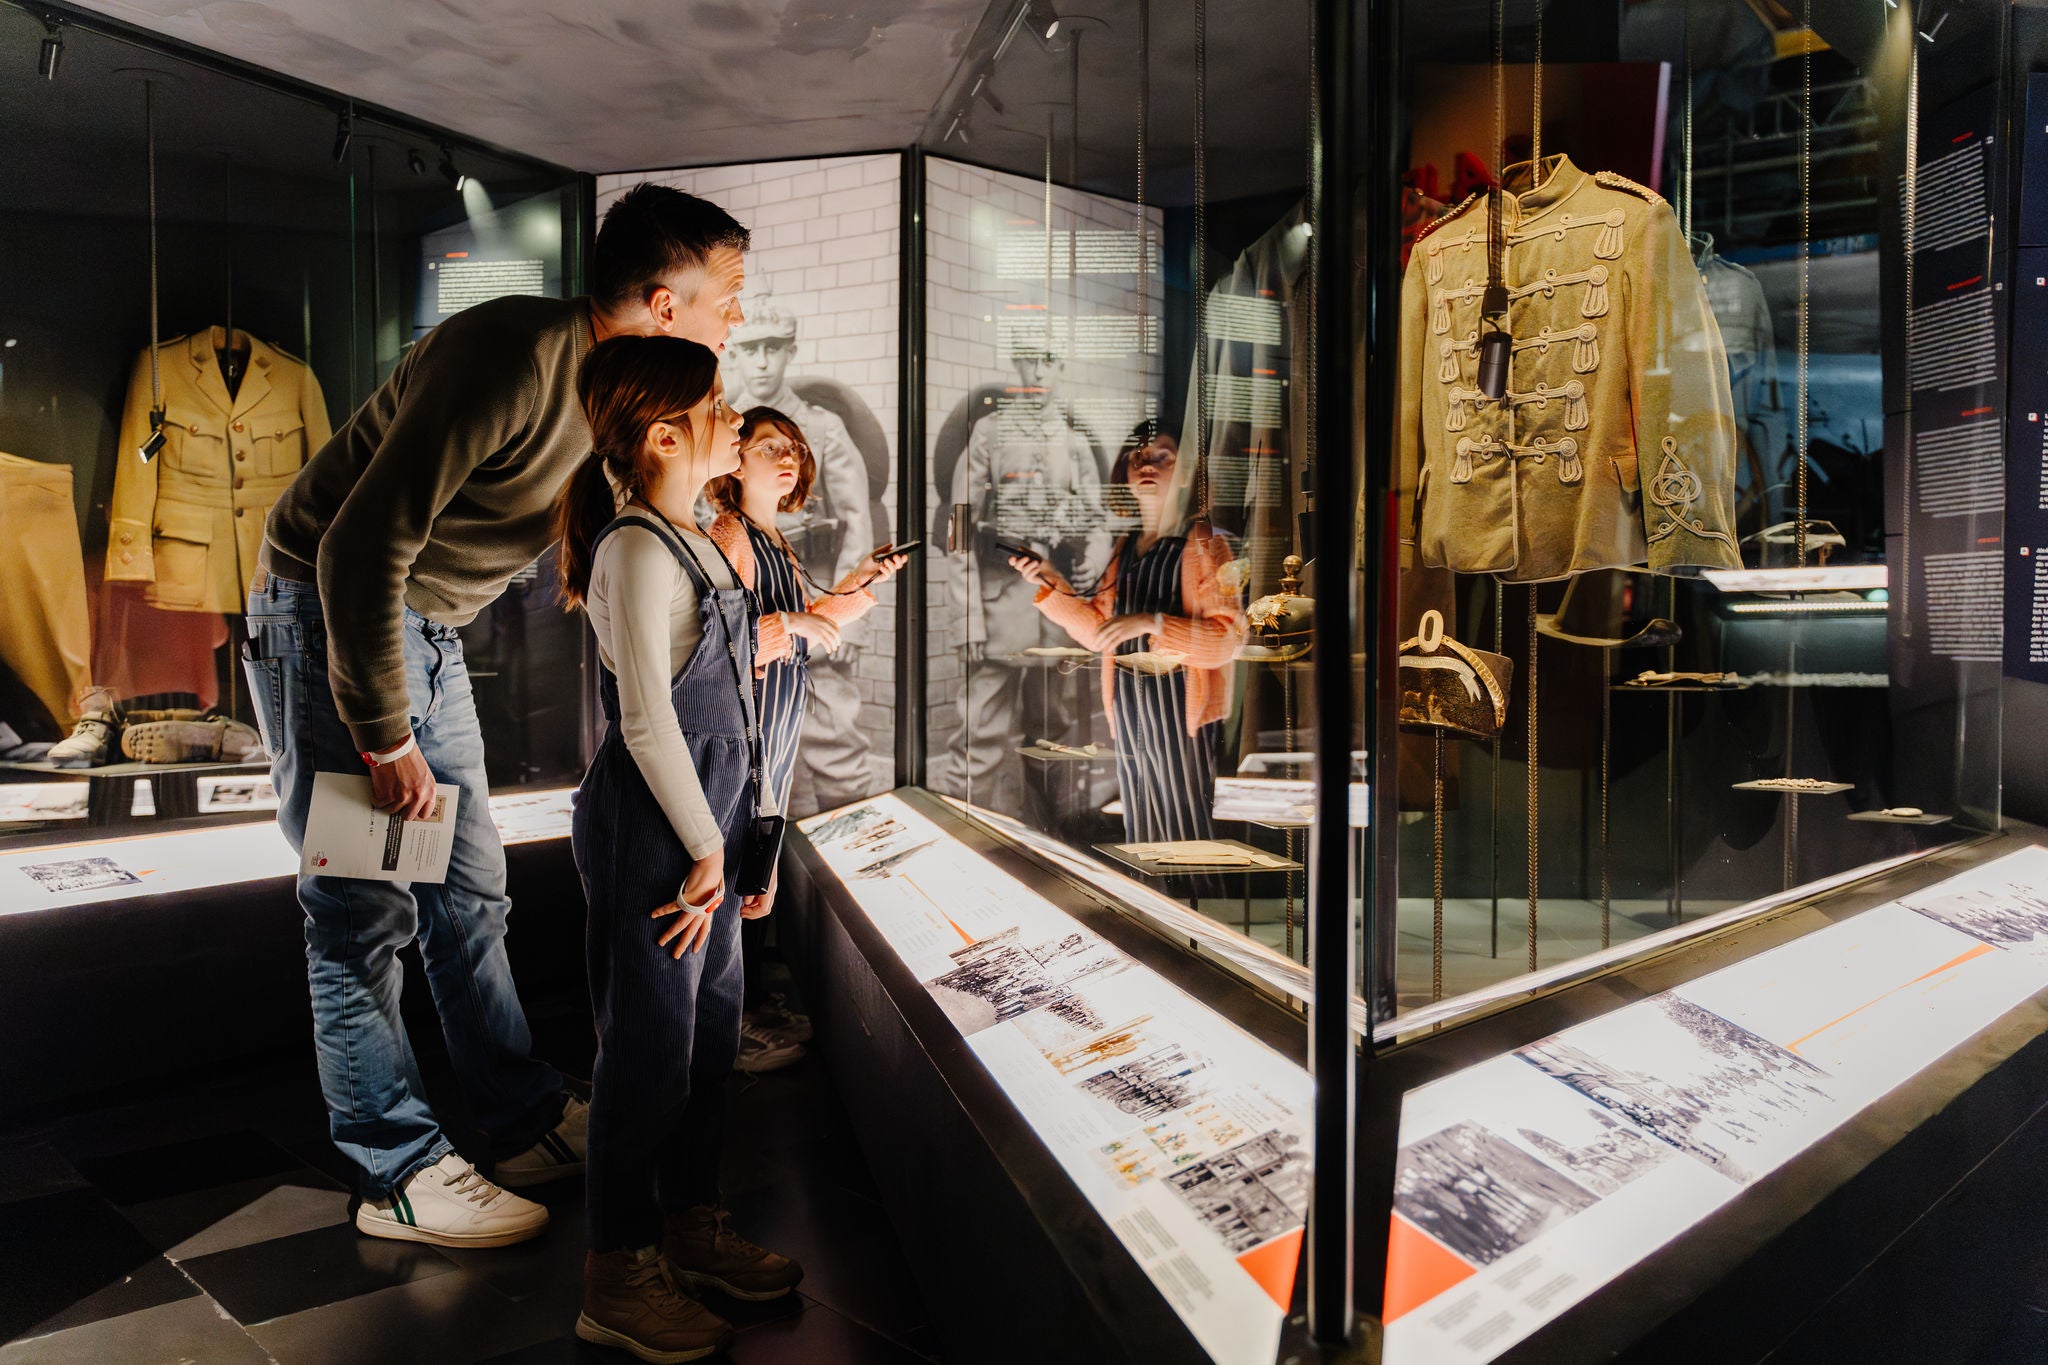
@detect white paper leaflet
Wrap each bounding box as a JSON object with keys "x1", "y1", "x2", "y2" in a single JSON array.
[
  {"x1": 800, "y1": 794, "x2": 1314, "y2": 1365},
  {"x1": 1384, "y1": 846, "x2": 2048, "y2": 1364}
]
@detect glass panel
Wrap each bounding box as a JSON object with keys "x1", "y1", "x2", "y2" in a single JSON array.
[
  {"x1": 0, "y1": 21, "x2": 577, "y2": 855},
  {"x1": 1373, "y1": 0, "x2": 2007, "y2": 1027},
  {"x1": 923, "y1": 0, "x2": 1323, "y2": 977},
  {"x1": 595, "y1": 157, "x2": 904, "y2": 820}
]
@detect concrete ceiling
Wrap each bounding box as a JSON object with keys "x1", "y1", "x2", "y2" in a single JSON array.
[{"x1": 58, "y1": 0, "x2": 993, "y2": 172}]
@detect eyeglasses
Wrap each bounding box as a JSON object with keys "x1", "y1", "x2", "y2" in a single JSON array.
[{"x1": 745, "y1": 437, "x2": 809, "y2": 463}]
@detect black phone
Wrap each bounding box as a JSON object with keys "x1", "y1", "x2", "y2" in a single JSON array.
[
  {"x1": 874, "y1": 540, "x2": 923, "y2": 558},
  {"x1": 995, "y1": 539, "x2": 1042, "y2": 564}
]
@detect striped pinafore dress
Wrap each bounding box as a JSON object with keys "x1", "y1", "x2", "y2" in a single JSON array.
[
  {"x1": 1109, "y1": 534, "x2": 1219, "y2": 844},
  {"x1": 743, "y1": 519, "x2": 810, "y2": 817}
]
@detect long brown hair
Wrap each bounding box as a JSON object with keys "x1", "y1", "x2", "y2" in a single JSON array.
[
  {"x1": 554, "y1": 334, "x2": 721, "y2": 609},
  {"x1": 705, "y1": 406, "x2": 815, "y2": 516}
]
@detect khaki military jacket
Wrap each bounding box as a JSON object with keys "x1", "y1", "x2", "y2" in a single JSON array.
[
  {"x1": 1398, "y1": 155, "x2": 1740, "y2": 582},
  {"x1": 110, "y1": 327, "x2": 332, "y2": 613}
]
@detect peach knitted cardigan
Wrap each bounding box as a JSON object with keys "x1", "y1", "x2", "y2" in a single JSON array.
[
  {"x1": 708, "y1": 511, "x2": 877, "y2": 677},
  {"x1": 1032, "y1": 524, "x2": 1246, "y2": 739}
]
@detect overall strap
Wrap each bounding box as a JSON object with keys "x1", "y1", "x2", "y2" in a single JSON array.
[
  {"x1": 596, "y1": 512, "x2": 717, "y2": 597},
  {"x1": 633, "y1": 503, "x2": 770, "y2": 817}
]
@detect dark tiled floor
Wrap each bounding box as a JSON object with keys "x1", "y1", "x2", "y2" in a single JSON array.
[{"x1": 0, "y1": 1026, "x2": 941, "y2": 1364}]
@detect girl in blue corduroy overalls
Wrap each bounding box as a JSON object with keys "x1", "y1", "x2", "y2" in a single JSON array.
[{"x1": 552, "y1": 334, "x2": 803, "y2": 1364}]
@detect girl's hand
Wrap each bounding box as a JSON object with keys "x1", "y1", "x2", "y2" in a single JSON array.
[
  {"x1": 654, "y1": 850, "x2": 723, "y2": 958},
  {"x1": 781, "y1": 611, "x2": 842, "y2": 655},
  {"x1": 845, "y1": 551, "x2": 909, "y2": 591},
  {"x1": 740, "y1": 868, "x2": 778, "y2": 921},
  {"x1": 1097, "y1": 613, "x2": 1158, "y2": 650},
  {"x1": 1010, "y1": 555, "x2": 1074, "y2": 595}
]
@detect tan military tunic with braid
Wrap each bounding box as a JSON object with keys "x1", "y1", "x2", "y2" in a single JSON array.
[{"x1": 1398, "y1": 155, "x2": 1741, "y2": 582}]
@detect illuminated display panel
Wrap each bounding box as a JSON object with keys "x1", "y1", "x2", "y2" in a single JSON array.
[
  {"x1": 1384, "y1": 847, "x2": 2048, "y2": 1363},
  {"x1": 800, "y1": 794, "x2": 1313, "y2": 1365},
  {"x1": 0, "y1": 788, "x2": 576, "y2": 915}
]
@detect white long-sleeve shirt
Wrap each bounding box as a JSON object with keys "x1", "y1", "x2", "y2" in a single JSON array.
[{"x1": 585, "y1": 512, "x2": 738, "y2": 863}]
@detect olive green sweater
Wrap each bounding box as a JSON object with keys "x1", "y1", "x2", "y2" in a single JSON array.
[{"x1": 263, "y1": 295, "x2": 593, "y2": 750}]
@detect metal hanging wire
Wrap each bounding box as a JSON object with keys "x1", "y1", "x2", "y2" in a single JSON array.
[
  {"x1": 142, "y1": 79, "x2": 165, "y2": 459},
  {"x1": 1796, "y1": 0, "x2": 1813, "y2": 566}
]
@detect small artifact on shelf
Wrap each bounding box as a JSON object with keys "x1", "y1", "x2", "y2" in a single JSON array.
[
  {"x1": 1624, "y1": 669, "x2": 1744, "y2": 689},
  {"x1": 1239, "y1": 555, "x2": 1314, "y2": 662},
  {"x1": 1733, "y1": 776, "x2": 1853, "y2": 794},
  {"x1": 1847, "y1": 807, "x2": 1952, "y2": 825},
  {"x1": 1113, "y1": 650, "x2": 1187, "y2": 675},
  {"x1": 1021, "y1": 645, "x2": 1097, "y2": 659},
  {"x1": 1396, "y1": 608, "x2": 1513, "y2": 739},
  {"x1": 1031, "y1": 738, "x2": 1102, "y2": 757},
  {"x1": 1884, "y1": 806, "x2": 1923, "y2": 818}
]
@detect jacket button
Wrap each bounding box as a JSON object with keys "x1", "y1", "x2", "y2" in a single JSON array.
[
  {"x1": 120, "y1": 552, "x2": 134, "y2": 564},
  {"x1": 235, "y1": 508, "x2": 245, "y2": 517},
  {"x1": 189, "y1": 424, "x2": 200, "y2": 434},
  {"x1": 234, "y1": 478, "x2": 245, "y2": 490},
  {"x1": 236, "y1": 451, "x2": 247, "y2": 462},
  {"x1": 232, "y1": 420, "x2": 245, "y2": 432}
]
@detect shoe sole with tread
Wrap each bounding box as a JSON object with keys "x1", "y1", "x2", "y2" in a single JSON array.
[
  {"x1": 671, "y1": 1267, "x2": 803, "y2": 1302},
  {"x1": 354, "y1": 1205, "x2": 548, "y2": 1248},
  {"x1": 574, "y1": 1312, "x2": 728, "y2": 1362}
]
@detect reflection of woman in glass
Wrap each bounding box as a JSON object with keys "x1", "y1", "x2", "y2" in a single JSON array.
[{"x1": 1009, "y1": 419, "x2": 1245, "y2": 842}]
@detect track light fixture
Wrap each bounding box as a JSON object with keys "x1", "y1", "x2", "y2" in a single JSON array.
[
  {"x1": 1024, "y1": 0, "x2": 1061, "y2": 44},
  {"x1": 331, "y1": 106, "x2": 353, "y2": 163},
  {"x1": 438, "y1": 144, "x2": 466, "y2": 191},
  {"x1": 406, "y1": 147, "x2": 427, "y2": 177},
  {"x1": 36, "y1": 18, "x2": 62, "y2": 80}
]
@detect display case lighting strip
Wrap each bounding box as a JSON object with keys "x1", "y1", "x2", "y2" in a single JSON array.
[{"x1": 1724, "y1": 599, "x2": 1888, "y2": 615}]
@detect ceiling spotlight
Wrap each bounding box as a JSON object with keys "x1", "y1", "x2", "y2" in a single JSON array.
[
  {"x1": 438, "y1": 144, "x2": 464, "y2": 191},
  {"x1": 1024, "y1": 0, "x2": 1062, "y2": 45},
  {"x1": 406, "y1": 147, "x2": 426, "y2": 177},
  {"x1": 36, "y1": 20, "x2": 62, "y2": 80},
  {"x1": 330, "y1": 106, "x2": 353, "y2": 163}
]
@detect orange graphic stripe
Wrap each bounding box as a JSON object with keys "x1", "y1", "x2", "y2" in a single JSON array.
[
  {"x1": 1383, "y1": 1214, "x2": 1477, "y2": 1322},
  {"x1": 1785, "y1": 942, "x2": 1995, "y2": 1054}
]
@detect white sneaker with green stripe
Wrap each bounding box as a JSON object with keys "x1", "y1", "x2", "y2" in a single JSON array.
[
  {"x1": 355, "y1": 1152, "x2": 549, "y2": 1248},
  {"x1": 496, "y1": 1094, "x2": 588, "y2": 1188}
]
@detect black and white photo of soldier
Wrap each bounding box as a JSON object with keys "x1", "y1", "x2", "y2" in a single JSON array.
[
  {"x1": 941, "y1": 347, "x2": 1110, "y2": 819},
  {"x1": 1517, "y1": 994, "x2": 1836, "y2": 1184},
  {"x1": 1392, "y1": 1120, "x2": 1599, "y2": 1267},
  {"x1": 722, "y1": 292, "x2": 895, "y2": 815}
]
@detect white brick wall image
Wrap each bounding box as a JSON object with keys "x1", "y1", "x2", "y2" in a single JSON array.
[
  {"x1": 922, "y1": 156, "x2": 1165, "y2": 797},
  {"x1": 599, "y1": 158, "x2": 901, "y2": 811}
]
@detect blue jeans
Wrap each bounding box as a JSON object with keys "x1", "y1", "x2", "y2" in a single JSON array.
[{"x1": 244, "y1": 574, "x2": 563, "y2": 1197}]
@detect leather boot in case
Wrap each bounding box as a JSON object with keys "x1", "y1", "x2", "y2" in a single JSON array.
[{"x1": 576, "y1": 1247, "x2": 735, "y2": 1364}]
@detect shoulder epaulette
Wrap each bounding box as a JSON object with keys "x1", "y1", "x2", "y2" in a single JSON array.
[
  {"x1": 1594, "y1": 170, "x2": 1665, "y2": 206},
  {"x1": 1415, "y1": 190, "x2": 1483, "y2": 243}
]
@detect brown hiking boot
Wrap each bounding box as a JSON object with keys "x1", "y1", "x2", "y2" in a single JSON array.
[
  {"x1": 662, "y1": 1205, "x2": 804, "y2": 1302},
  {"x1": 576, "y1": 1247, "x2": 734, "y2": 1364},
  {"x1": 122, "y1": 716, "x2": 263, "y2": 764}
]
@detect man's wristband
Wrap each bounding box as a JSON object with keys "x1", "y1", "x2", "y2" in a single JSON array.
[{"x1": 360, "y1": 733, "x2": 418, "y2": 768}]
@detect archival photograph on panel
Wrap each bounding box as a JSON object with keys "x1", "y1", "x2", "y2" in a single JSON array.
[
  {"x1": 925, "y1": 926, "x2": 1127, "y2": 1034},
  {"x1": 1164, "y1": 1130, "x2": 1311, "y2": 1256},
  {"x1": 597, "y1": 157, "x2": 901, "y2": 818},
  {"x1": 1513, "y1": 1109, "x2": 1672, "y2": 1199},
  {"x1": 1517, "y1": 994, "x2": 1837, "y2": 1184},
  {"x1": 1074, "y1": 1041, "x2": 1212, "y2": 1122},
  {"x1": 1896, "y1": 848, "x2": 2048, "y2": 951},
  {"x1": 1393, "y1": 1120, "x2": 1599, "y2": 1267}
]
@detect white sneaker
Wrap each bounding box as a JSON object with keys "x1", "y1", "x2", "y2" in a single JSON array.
[
  {"x1": 47, "y1": 688, "x2": 119, "y2": 769},
  {"x1": 355, "y1": 1152, "x2": 549, "y2": 1248},
  {"x1": 734, "y1": 1022, "x2": 805, "y2": 1074},
  {"x1": 496, "y1": 1095, "x2": 588, "y2": 1188}
]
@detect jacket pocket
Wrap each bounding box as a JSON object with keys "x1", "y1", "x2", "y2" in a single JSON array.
[
  {"x1": 150, "y1": 499, "x2": 216, "y2": 610},
  {"x1": 254, "y1": 416, "x2": 308, "y2": 478}
]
